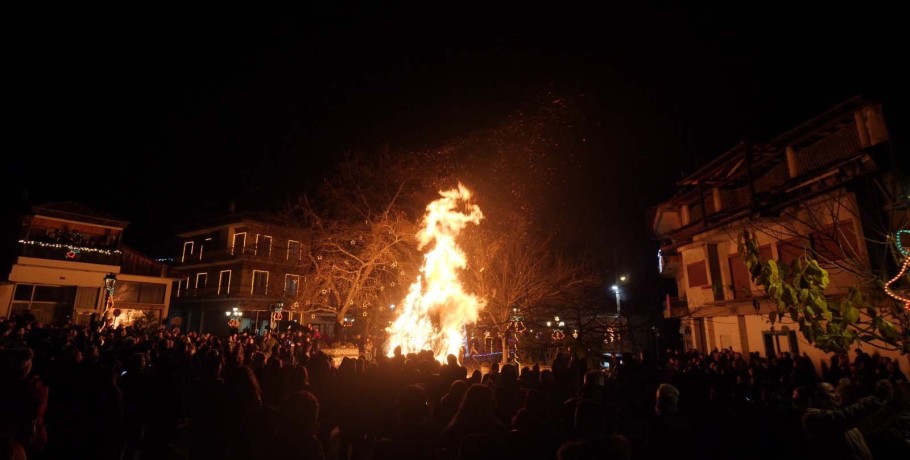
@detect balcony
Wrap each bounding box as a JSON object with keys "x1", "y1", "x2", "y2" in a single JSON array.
[
  {"x1": 18, "y1": 240, "x2": 122, "y2": 266},
  {"x1": 175, "y1": 285, "x2": 287, "y2": 301},
  {"x1": 663, "y1": 296, "x2": 689, "y2": 319},
  {"x1": 174, "y1": 247, "x2": 299, "y2": 266}
]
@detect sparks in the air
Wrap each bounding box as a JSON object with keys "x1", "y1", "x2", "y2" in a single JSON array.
[{"x1": 386, "y1": 183, "x2": 485, "y2": 362}]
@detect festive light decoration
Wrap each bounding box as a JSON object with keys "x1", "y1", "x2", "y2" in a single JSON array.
[
  {"x1": 19, "y1": 239, "x2": 121, "y2": 255},
  {"x1": 883, "y1": 255, "x2": 910, "y2": 311},
  {"x1": 510, "y1": 320, "x2": 527, "y2": 334},
  {"x1": 896, "y1": 229, "x2": 910, "y2": 257},
  {"x1": 552, "y1": 330, "x2": 565, "y2": 341}
]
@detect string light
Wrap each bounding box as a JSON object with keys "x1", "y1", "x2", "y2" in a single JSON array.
[
  {"x1": 883, "y1": 255, "x2": 910, "y2": 311},
  {"x1": 896, "y1": 229, "x2": 910, "y2": 257},
  {"x1": 19, "y1": 239, "x2": 121, "y2": 255}
]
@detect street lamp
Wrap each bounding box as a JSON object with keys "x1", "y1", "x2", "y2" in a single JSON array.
[
  {"x1": 611, "y1": 285, "x2": 621, "y2": 315},
  {"x1": 98, "y1": 273, "x2": 116, "y2": 332},
  {"x1": 226, "y1": 307, "x2": 242, "y2": 331},
  {"x1": 612, "y1": 275, "x2": 628, "y2": 358},
  {"x1": 611, "y1": 275, "x2": 628, "y2": 315}
]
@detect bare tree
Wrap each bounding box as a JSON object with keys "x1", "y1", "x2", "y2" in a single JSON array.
[
  {"x1": 277, "y1": 151, "x2": 439, "y2": 329},
  {"x1": 462, "y1": 227, "x2": 601, "y2": 363}
]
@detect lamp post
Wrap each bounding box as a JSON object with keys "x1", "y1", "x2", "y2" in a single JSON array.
[
  {"x1": 611, "y1": 285, "x2": 621, "y2": 315},
  {"x1": 226, "y1": 307, "x2": 243, "y2": 332},
  {"x1": 611, "y1": 275, "x2": 628, "y2": 359},
  {"x1": 98, "y1": 273, "x2": 116, "y2": 332}
]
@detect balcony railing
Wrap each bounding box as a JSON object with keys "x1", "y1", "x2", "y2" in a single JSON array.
[
  {"x1": 174, "y1": 247, "x2": 302, "y2": 266},
  {"x1": 175, "y1": 285, "x2": 292, "y2": 300},
  {"x1": 663, "y1": 296, "x2": 689, "y2": 319},
  {"x1": 796, "y1": 125, "x2": 860, "y2": 176},
  {"x1": 18, "y1": 240, "x2": 122, "y2": 266}
]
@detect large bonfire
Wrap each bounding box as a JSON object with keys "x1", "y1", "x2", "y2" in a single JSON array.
[{"x1": 385, "y1": 183, "x2": 485, "y2": 362}]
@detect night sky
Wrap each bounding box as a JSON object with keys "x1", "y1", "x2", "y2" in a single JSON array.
[{"x1": 7, "y1": 4, "x2": 905, "y2": 273}]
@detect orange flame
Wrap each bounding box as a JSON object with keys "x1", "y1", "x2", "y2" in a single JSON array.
[{"x1": 386, "y1": 183, "x2": 485, "y2": 362}]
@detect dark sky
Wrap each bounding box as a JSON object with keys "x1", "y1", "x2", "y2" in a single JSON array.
[{"x1": 7, "y1": 3, "x2": 905, "y2": 265}]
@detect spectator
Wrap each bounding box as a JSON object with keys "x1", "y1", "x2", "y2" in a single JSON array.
[
  {"x1": 0, "y1": 348, "x2": 48, "y2": 457},
  {"x1": 802, "y1": 380, "x2": 894, "y2": 460}
]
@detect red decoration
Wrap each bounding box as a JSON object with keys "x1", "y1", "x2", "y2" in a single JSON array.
[{"x1": 113, "y1": 308, "x2": 121, "y2": 317}]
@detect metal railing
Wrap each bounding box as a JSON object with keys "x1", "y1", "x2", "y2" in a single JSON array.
[{"x1": 173, "y1": 247, "x2": 302, "y2": 266}]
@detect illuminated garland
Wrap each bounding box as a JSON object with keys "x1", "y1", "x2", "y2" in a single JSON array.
[
  {"x1": 509, "y1": 320, "x2": 526, "y2": 333},
  {"x1": 19, "y1": 239, "x2": 122, "y2": 255},
  {"x1": 883, "y1": 256, "x2": 910, "y2": 312},
  {"x1": 468, "y1": 351, "x2": 513, "y2": 359},
  {"x1": 896, "y1": 229, "x2": 910, "y2": 257}
]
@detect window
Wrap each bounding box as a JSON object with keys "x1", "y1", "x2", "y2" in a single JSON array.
[
  {"x1": 114, "y1": 281, "x2": 140, "y2": 303},
  {"x1": 14, "y1": 284, "x2": 34, "y2": 301},
  {"x1": 252, "y1": 270, "x2": 269, "y2": 295},
  {"x1": 763, "y1": 330, "x2": 800, "y2": 357},
  {"x1": 778, "y1": 238, "x2": 806, "y2": 267},
  {"x1": 728, "y1": 254, "x2": 752, "y2": 299},
  {"x1": 285, "y1": 274, "x2": 299, "y2": 297},
  {"x1": 232, "y1": 232, "x2": 247, "y2": 255},
  {"x1": 759, "y1": 245, "x2": 773, "y2": 261},
  {"x1": 218, "y1": 270, "x2": 232, "y2": 295},
  {"x1": 729, "y1": 244, "x2": 773, "y2": 299},
  {"x1": 287, "y1": 240, "x2": 301, "y2": 261},
  {"x1": 200, "y1": 237, "x2": 212, "y2": 261},
  {"x1": 74, "y1": 287, "x2": 98, "y2": 309},
  {"x1": 114, "y1": 282, "x2": 167, "y2": 304},
  {"x1": 34, "y1": 286, "x2": 73, "y2": 302},
  {"x1": 175, "y1": 278, "x2": 189, "y2": 298},
  {"x1": 707, "y1": 244, "x2": 723, "y2": 300},
  {"x1": 811, "y1": 219, "x2": 859, "y2": 263},
  {"x1": 686, "y1": 260, "x2": 708, "y2": 288},
  {"x1": 182, "y1": 241, "x2": 194, "y2": 262},
  {"x1": 256, "y1": 235, "x2": 272, "y2": 257},
  {"x1": 138, "y1": 283, "x2": 166, "y2": 304},
  {"x1": 196, "y1": 273, "x2": 208, "y2": 290}
]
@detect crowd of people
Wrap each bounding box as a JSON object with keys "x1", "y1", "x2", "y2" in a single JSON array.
[{"x1": 1, "y1": 315, "x2": 909, "y2": 460}]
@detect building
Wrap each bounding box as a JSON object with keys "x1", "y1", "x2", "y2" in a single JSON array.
[
  {"x1": 167, "y1": 212, "x2": 324, "y2": 336},
  {"x1": 652, "y1": 96, "x2": 909, "y2": 374},
  {"x1": 0, "y1": 202, "x2": 176, "y2": 327}
]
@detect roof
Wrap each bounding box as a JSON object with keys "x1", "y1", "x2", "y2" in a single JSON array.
[
  {"x1": 32, "y1": 202, "x2": 129, "y2": 228},
  {"x1": 175, "y1": 210, "x2": 292, "y2": 236},
  {"x1": 677, "y1": 95, "x2": 868, "y2": 188}
]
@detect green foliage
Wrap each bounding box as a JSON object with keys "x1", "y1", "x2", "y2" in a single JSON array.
[
  {"x1": 739, "y1": 230, "x2": 908, "y2": 354},
  {"x1": 131, "y1": 310, "x2": 161, "y2": 337}
]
